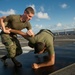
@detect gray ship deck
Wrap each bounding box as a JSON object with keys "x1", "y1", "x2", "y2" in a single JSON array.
[{"x1": 0, "y1": 37, "x2": 75, "y2": 75}]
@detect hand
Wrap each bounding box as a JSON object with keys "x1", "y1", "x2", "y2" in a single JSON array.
[
  {"x1": 4, "y1": 29, "x2": 11, "y2": 34},
  {"x1": 32, "y1": 63, "x2": 39, "y2": 69},
  {"x1": 26, "y1": 30, "x2": 34, "y2": 37},
  {"x1": 4, "y1": 27, "x2": 11, "y2": 34}
]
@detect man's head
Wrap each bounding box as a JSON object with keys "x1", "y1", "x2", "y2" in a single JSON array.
[
  {"x1": 34, "y1": 42, "x2": 46, "y2": 54},
  {"x1": 24, "y1": 7, "x2": 35, "y2": 14},
  {"x1": 22, "y1": 7, "x2": 35, "y2": 22}
]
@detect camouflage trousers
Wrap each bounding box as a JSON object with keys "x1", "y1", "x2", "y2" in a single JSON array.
[{"x1": 1, "y1": 32, "x2": 22, "y2": 58}]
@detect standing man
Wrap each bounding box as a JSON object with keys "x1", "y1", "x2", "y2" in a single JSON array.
[
  {"x1": 9, "y1": 29, "x2": 55, "y2": 69},
  {"x1": 0, "y1": 7, "x2": 35, "y2": 67}
]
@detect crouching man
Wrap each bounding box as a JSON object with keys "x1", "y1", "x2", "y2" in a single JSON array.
[
  {"x1": 28, "y1": 29, "x2": 55, "y2": 69},
  {"x1": 9, "y1": 29, "x2": 55, "y2": 69}
]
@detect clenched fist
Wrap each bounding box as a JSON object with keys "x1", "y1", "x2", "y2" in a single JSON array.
[{"x1": 32, "y1": 63, "x2": 39, "y2": 69}]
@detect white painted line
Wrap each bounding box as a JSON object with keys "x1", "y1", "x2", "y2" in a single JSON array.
[{"x1": 22, "y1": 46, "x2": 34, "y2": 53}]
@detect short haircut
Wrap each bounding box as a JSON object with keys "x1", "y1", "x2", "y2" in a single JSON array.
[
  {"x1": 25, "y1": 7, "x2": 35, "y2": 14},
  {"x1": 34, "y1": 42, "x2": 45, "y2": 54}
]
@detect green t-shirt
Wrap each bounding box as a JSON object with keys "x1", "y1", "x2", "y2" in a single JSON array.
[
  {"x1": 27, "y1": 29, "x2": 55, "y2": 55},
  {"x1": 4, "y1": 15, "x2": 32, "y2": 30}
]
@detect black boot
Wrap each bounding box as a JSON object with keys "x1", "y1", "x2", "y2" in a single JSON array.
[
  {"x1": 11, "y1": 58, "x2": 22, "y2": 68},
  {"x1": 0, "y1": 55, "x2": 8, "y2": 66}
]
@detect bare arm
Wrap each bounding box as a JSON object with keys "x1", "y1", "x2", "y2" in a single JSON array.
[
  {"x1": 10, "y1": 28, "x2": 35, "y2": 37},
  {"x1": 0, "y1": 16, "x2": 10, "y2": 33},
  {"x1": 32, "y1": 54, "x2": 55, "y2": 69},
  {"x1": 10, "y1": 29, "x2": 27, "y2": 37},
  {"x1": 38, "y1": 54, "x2": 55, "y2": 67},
  {"x1": 0, "y1": 17, "x2": 5, "y2": 29}
]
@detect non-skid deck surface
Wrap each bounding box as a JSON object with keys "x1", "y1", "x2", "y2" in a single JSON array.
[{"x1": 0, "y1": 43, "x2": 75, "y2": 75}]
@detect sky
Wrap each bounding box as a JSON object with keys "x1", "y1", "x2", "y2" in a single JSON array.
[{"x1": 0, "y1": 0, "x2": 75, "y2": 33}]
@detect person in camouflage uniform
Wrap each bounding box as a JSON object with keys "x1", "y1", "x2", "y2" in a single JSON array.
[
  {"x1": 10, "y1": 29, "x2": 55, "y2": 69},
  {"x1": 0, "y1": 7, "x2": 35, "y2": 67}
]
